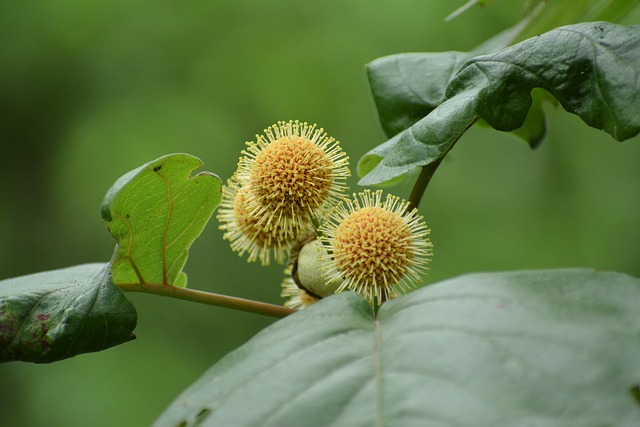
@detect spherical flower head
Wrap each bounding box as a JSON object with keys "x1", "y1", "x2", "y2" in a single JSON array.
[
  {"x1": 236, "y1": 120, "x2": 350, "y2": 239},
  {"x1": 319, "y1": 190, "x2": 433, "y2": 305},
  {"x1": 217, "y1": 177, "x2": 300, "y2": 266}
]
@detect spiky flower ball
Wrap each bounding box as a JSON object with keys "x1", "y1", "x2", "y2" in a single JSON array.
[
  {"x1": 217, "y1": 177, "x2": 297, "y2": 266},
  {"x1": 236, "y1": 120, "x2": 350, "y2": 239},
  {"x1": 319, "y1": 190, "x2": 432, "y2": 305}
]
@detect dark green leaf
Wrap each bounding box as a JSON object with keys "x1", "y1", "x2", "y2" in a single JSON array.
[
  {"x1": 367, "y1": 51, "x2": 474, "y2": 138},
  {"x1": 360, "y1": 22, "x2": 640, "y2": 186},
  {"x1": 154, "y1": 269, "x2": 640, "y2": 427},
  {"x1": 505, "y1": 88, "x2": 549, "y2": 149},
  {"x1": 367, "y1": 3, "x2": 640, "y2": 161},
  {"x1": 474, "y1": 88, "x2": 558, "y2": 149},
  {"x1": 363, "y1": 19, "x2": 543, "y2": 164},
  {"x1": 360, "y1": 21, "x2": 539, "y2": 185},
  {"x1": 0, "y1": 264, "x2": 136, "y2": 363},
  {"x1": 101, "y1": 153, "x2": 222, "y2": 287}
]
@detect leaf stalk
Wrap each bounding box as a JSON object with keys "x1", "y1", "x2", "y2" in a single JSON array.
[
  {"x1": 117, "y1": 282, "x2": 296, "y2": 319},
  {"x1": 407, "y1": 120, "x2": 476, "y2": 211}
]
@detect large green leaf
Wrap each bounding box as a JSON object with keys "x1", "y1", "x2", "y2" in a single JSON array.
[
  {"x1": 359, "y1": 22, "x2": 640, "y2": 186},
  {"x1": 365, "y1": 19, "x2": 535, "y2": 141},
  {"x1": 101, "y1": 153, "x2": 222, "y2": 288},
  {"x1": 0, "y1": 264, "x2": 136, "y2": 363},
  {"x1": 365, "y1": 1, "x2": 640, "y2": 160},
  {"x1": 155, "y1": 269, "x2": 640, "y2": 427},
  {"x1": 367, "y1": 51, "x2": 474, "y2": 139}
]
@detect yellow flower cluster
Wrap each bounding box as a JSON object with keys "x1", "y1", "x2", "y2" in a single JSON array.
[
  {"x1": 217, "y1": 120, "x2": 433, "y2": 308},
  {"x1": 218, "y1": 120, "x2": 349, "y2": 266}
]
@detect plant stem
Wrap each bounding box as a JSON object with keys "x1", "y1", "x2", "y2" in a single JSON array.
[
  {"x1": 407, "y1": 157, "x2": 444, "y2": 211},
  {"x1": 407, "y1": 121, "x2": 476, "y2": 211},
  {"x1": 117, "y1": 282, "x2": 296, "y2": 319}
]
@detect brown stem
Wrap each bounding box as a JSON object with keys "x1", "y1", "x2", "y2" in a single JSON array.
[
  {"x1": 407, "y1": 158, "x2": 444, "y2": 212},
  {"x1": 407, "y1": 120, "x2": 477, "y2": 211},
  {"x1": 117, "y1": 282, "x2": 296, "y2": 319}
]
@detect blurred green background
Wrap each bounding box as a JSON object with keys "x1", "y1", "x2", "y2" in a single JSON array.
[{"x1": 1, "y1": 1, "x2": 639, "y2": 425}]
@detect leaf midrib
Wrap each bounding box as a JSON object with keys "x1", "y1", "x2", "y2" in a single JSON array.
[{"x1": 375, "y1": 319, "x2": 383, "y2": 427}]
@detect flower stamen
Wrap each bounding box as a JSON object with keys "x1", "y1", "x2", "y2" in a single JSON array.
[
  {"x1": 217, "y1": 177, "x2": 298, "y2": 265},
  {"x1": 236, "y1": 120, "x2": 350, "y2": 238},
  {"x1": 320, "y1": 190, "x2": 433, "y2": 305}
]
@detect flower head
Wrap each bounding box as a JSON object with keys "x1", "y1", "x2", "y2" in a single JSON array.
[
  {"x1": 236, "y1": 120, "x2": 350, "y2": 239},
  {"x1": 319, "y1": 190, "x2": 432, "y2": 305},
  {"x1": 217, "y1": 176, "x2": 301, "y2": 265}
]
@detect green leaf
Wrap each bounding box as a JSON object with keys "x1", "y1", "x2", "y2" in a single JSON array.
[
  {"x1": 359, "y1": 22, "x2": 640, "y2": 186},
  {"x1": 101, "y1": 153, "x2": 222, "y2": 287},
  {"x1": 505, "y1": 88, "x2": 550, "y2": 149},
  {"x1": 367, "y1": 3, "x2": 640, "y2": 163},
  {"x1": 474, "y1": 88, "x2": 558, "y2": 149},
  {"x1": 0, "y1": 264, "x2": 136, "y2": 363},
  {"x1": 359, "y1": 21, "x2": 541, "y2": 186},
  {"x1": 154, "y1": 269, "x2": 640, "y2": 427},
  {"x1": 361, "y1": 49, "x2": 480, "y2": 185},
  {"x1": 356, "y1": 140, "x2": 421, "y2": 188},
  {"x1": 363, "y1": 18, "x2": 542, "y2": 149},
  {"x1": 367, "y1": 51, "x2": 474, "y2": 138}
]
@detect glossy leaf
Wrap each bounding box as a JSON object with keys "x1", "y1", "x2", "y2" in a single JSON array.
[
  {"x1": 0, "y1": 264, "x2": 136, "y2": 363},
  {"x1": 367, "y1": 51, "x2": 474, "y2": 139},
  {"x1": 360, "y1": 22, "x2": 640, "y2": 186},
  {"x1": 360, "y1": 21, "x2": 537, "y2": 184},
  {"x1": 366, "y1": 1, "x2": 635, "y2": 156},
  {"x1": 101, "y1": 153, "x2": 222, "y2": 287},
  {"x1": 155, "y1": 269, "x2": 640, "y2": 427},
  {"x1": 364, "y1": 18, "x2": 545, "y2": 147}
]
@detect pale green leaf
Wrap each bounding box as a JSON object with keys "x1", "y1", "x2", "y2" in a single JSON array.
[
  {"x1": 101, "y1": 153, "x2": 222, "y2": 287},
  {"x1": 155, "y1": 269, "x2": 640, "y2": 427}
]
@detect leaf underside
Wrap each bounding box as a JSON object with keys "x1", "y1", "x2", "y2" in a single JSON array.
[
  {"x1": 0, "y1": 154, "x2": 222, "y2": 363},
  {"x1": 359, "y1": 22, "x2": 640, "y2": 186},
  {"x1": 155, "y1": 269, "x2": 640, "y2": 427},
  {"x1": 101, "y1": 153, "x2": 222, "y2": 287},
  {"x1": 0, "y1": 264, "x2": 137, "y2": 363}
]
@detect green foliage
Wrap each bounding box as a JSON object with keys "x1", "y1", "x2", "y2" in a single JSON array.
[
  {"x1": 155, "y1": 269, "x2": 640, "y2": 427},
  {"x1": 366, "y1": 51, "x2": 473, "y2": 139},
  {"x1": 0, "y1": 154, "x2": 222, "y2": 362},
  {"x1": 2, "y1": 1, "x2": 640, "y2": 425},
  {"x1": 0, "y1": 264, "x2": 136, "y2": 363},
  {"x1": 359, "y1": 22, "x2": 640, "y2": 186},
  {"x1": 102, "y1": 153, "x2": 222, "y2": 287}
]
